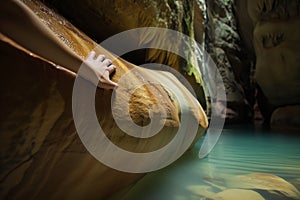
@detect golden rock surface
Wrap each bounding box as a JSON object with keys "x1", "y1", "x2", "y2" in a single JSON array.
[{"x1": 0, "y1": 0, "x2": 207, "y2": 199}]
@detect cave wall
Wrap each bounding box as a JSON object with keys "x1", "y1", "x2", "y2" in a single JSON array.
[
  {"x1": 44, "y1": 0, "x2": 207, "y2": 107},
  {"x1": 235, "y1": 0, "x2": 300, "y2": 128},
  {"x1": 0, "y1": 35, "x2": 145, "y2": 200},
  {"x1": 44, "y1": 0, "x2": 256, "y2": 123},
  {"x1": 205, "y1": 0, "x2": 254, "y2": 122},
  {"x1": 0, "y1": 0, "x2": 207, "y2": 199},
  {"x1": 39, "y1": 0, "x2": 300, "y2": 126},
  {"x1": 202, "y1": 0, "x2": 300, "y2": 127}
]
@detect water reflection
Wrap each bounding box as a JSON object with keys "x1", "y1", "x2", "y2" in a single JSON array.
[{"x1": 123, "y1": 126, "x2": 300, "y2": 200}]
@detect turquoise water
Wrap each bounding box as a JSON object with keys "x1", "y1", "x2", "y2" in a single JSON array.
[{"x1": 123, "y1": 126, "x2": 300, "y2": 200}]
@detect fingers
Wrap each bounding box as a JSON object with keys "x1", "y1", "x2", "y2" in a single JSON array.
[
  {"x1": 101, "y1": 70, "x2": 118, "y2": 86},
  {"x1": 88, "y1": 51, "x2": 112, "y2": 68},
  {"x1": 102, "y1": 58, "x2": 112, "y2": 66},
  {"x1": 85, "y1": 51, "x2": 118, "y2": 90},
  {"x1": 87, "y1": 50, "x2": 96, "y2": 61},
  {"x1": 96, "y1": 54, "x2": 105, "y2": 62},
  {"x1": 105, "y1": 64, "x2": 116, "y2": 73},
  {"x1": 98, "y1": 71, "x2": 119, "y2": 89},
  {"x1": 100, "y1": 79, "x2": 119, "y2": 89}
]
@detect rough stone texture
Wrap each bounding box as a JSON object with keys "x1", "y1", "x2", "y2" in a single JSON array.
[
  {"x1": 43, "y1": 0, "x2": 207, "y2": 106},
  {"x1": 205, "y1": 0, "x2": 254, "y2": 122},
  {"x1": 45, "y1": 0, "x2": 194, "y2": 42},
  {"x1": 0, "y1": 1, "x2": 207, "y2": 199},
  {"x1": 45, "y1": 0, "x2": 256, "y2": 123},
  {"x1": 235, "y1": 0, "x2": 300, "y2": 128},
  {"x1": 43, "y1": 0, "x2": 300, "y2": 127}
]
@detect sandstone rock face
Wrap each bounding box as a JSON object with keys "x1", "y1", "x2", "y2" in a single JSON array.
[
  {"x1": 45, "y1": 0, "x2": 194, "y2": 42},
  {"x1": 44, "y1": 0, "x2": 300, "y2": 127},
  {"x1": 248, "y1": 0, "x2": 300, "y2": 107},
  {"x1": 45, "y1": 0, "x2": 254, "y2": 123},
  {"x1": 236, "y1": 0, "x2": 300, "y2": 126},
  {"x1": 44, "y1": 0, "x2": 208, "y2": 107},
  {"x1": 0, "y1": 0, "x2": 207, "y2": 199}
]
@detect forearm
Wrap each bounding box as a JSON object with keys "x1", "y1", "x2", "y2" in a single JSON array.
[
  {"x1": 0, "y1": 0, "x2": 118, "y2": 89},
  {"x1": 0, "y1": 0, "x2": 82, "y2": 72}
]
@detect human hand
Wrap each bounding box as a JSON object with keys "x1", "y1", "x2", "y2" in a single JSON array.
[{"x1": 84, "y1": 51, "x2": 118, "y2": 90}]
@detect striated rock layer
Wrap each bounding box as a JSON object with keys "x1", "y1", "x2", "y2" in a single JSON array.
[
  {"x1": 44, "y1": 0, "x2": 207, "y2": 107},
  {"x1": 44, "y1": 0, "x2": 300, "y2": 128},
  {"x1": 0, "y1": 0, "x2": 207, "y2": 199},
  {"x1": 45, "y1": 0, "x2": 256, "y2": 123}
]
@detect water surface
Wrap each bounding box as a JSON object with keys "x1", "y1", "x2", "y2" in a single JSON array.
[{"x1": 123, "y1": 126, "x2": 300, "y2": 200}]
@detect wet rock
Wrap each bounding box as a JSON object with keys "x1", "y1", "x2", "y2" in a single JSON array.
[
  {"x1": 186, "y1": 185, "x2": 265, "y2": 200},
  {"x1": 217, "y1": 189, "x2": 265, "y2": 200},
  {"x1": 44, "y1": 0, "x2": 300, "y2": 127},
  {"x1": 188, "y1": 174, "x2": 300, "y2": 200},
  {"x1": 44, "y1": 0, "x2": 207, "y2": 105},
  {"x1": 205, "y1": 0, "x2": 253, "y2": 122},
  {"x1": 186, "y1": 185, "x2": 216, "y2": 199},
  {"x1": 227, "y1": 173, "x2": 300, "y2": 200},
  {"x1": 293, "y1": 178, "x2": 300, "y2": 187},
  {"x1": 0, "y1": 1, "x2": 207, "y2": 199}
]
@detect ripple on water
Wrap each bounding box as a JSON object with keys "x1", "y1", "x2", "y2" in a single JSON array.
[{"x1": 123, "y1": 126, "x2": 300, "y2": 200}]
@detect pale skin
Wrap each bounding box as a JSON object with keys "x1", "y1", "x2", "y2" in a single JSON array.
[{"x1": 0, "y1": 0, "x2": 118, "y2": 90}]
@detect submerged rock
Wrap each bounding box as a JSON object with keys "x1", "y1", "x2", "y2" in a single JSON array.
[
  {"x1": 227, "y1": 173, "x2": 300, "y2": 200},
  {"x1": 198, "y1": 173, "x2": 300, "y2": 199},
  {"x1": 0, "y1": 0, "x2": 207, "y2": 199},
  {"x1": 217, "y1": 189, "x2": 265, "y2": 200},
  {"x1": 186, "y1": 185, "x2": 264, "y2": 200}
]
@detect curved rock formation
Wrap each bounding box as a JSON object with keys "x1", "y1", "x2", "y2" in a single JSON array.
[
  {"x1": 0, "y1": 0, "x2": 207, "y2": 199},
  {"x1": 44, "y1": 0, "x2": 207, "y2": 106},
  {"x1": 45, "y1": 0, "x2": 260, "y2": 123},
  {"x1": 236, "y1": 0, "x2": 300, "y2": 128},
  {"x1": 45, "y1": 0, "x2": 300, "y2": 128},
  {"x1": 248, "y1": 0, "x2": 300, "y2": 107}
]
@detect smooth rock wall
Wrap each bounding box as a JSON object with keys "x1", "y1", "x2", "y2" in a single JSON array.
[
  {"x1": 0, "y1": 0, "x2": 207, "y2": 199},
  {"x1": 236, "y1": 0, "x2": 300, "y2": 129}
]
